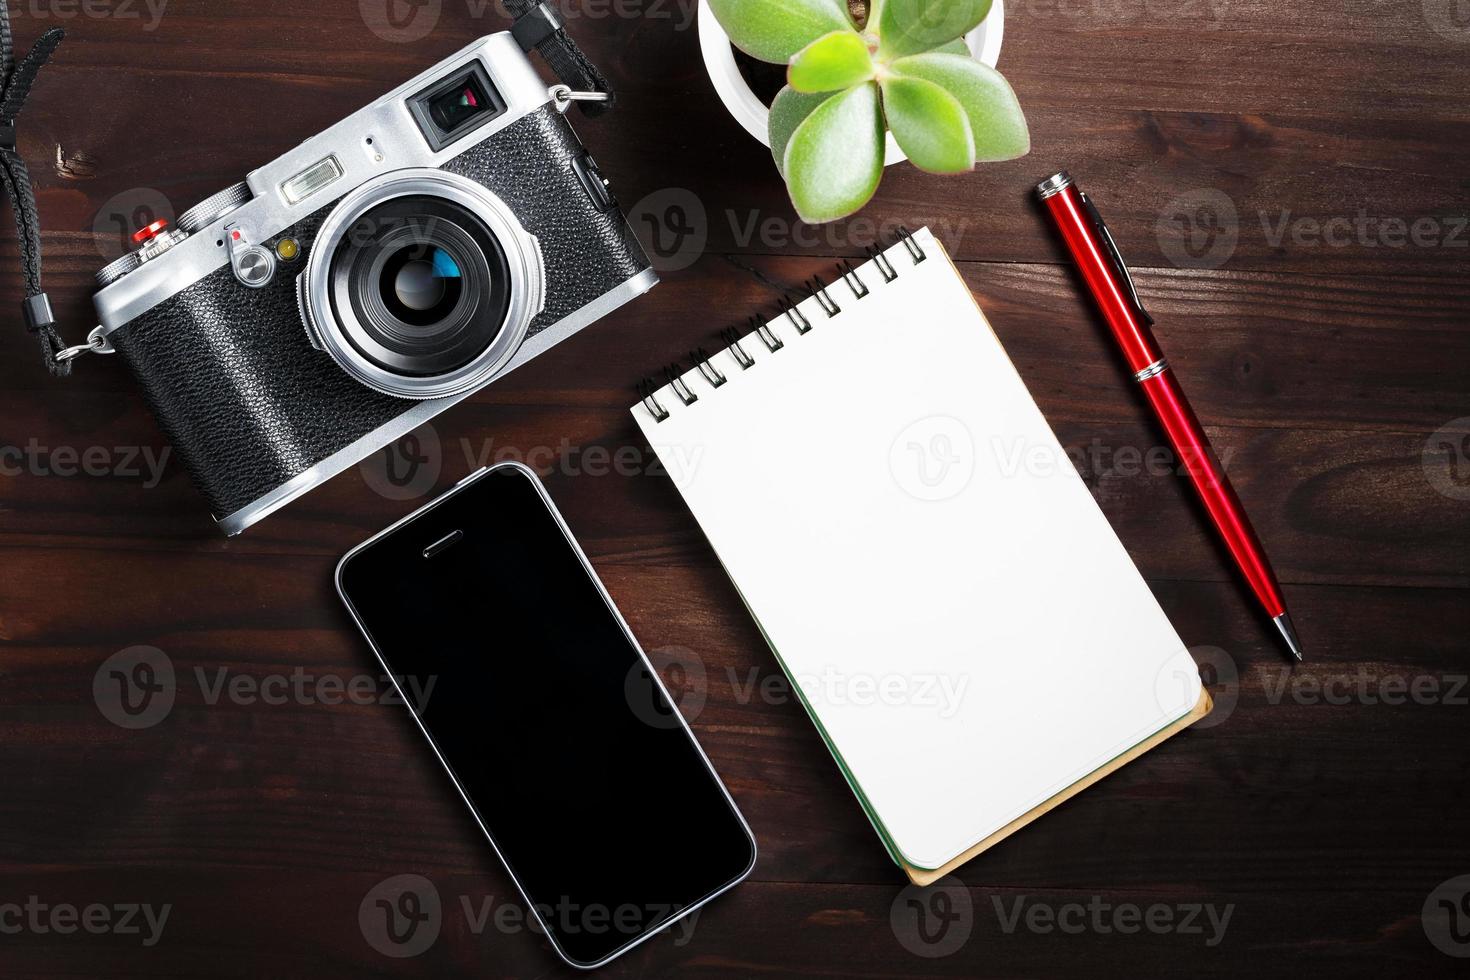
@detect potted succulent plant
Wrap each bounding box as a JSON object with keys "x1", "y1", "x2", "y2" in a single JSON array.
[{"x1": 703, "y1": 0, "x2": 1029, "y2": 223}]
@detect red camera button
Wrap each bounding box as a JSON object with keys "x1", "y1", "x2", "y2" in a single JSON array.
[{"x1": 131, "y1": 219, "x2": 170, "y2": 244}]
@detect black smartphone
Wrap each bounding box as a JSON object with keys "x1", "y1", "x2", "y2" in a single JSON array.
[{"x1": 337, "y1": 463, "x2": 756, "y2": 968}]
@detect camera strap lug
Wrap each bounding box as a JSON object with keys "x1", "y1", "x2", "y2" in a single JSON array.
[
  {"x1": 506, "y1": 0, "x2": 614, "y2": 117},
  {"x1": 549, "y1": 85, "x2": 610, "y2": 114},
  {"x1": 54, "y1": 326, "x2": 113, "y2": 364}
]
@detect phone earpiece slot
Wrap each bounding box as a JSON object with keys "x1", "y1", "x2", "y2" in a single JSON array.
[{"x1": 423, "y1": 528, "x2": 464, "y2": 558}]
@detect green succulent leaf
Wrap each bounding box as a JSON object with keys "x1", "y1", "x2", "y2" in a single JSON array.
[
  {"x1": 769, "y1": 86, "x2": 836, "y2": 177},
  {"x1": 877, "y1": 0, "x2": 993, "y2": 60},
  {"x1": 783, "y1": 82, "x2": 885, "y2": 223},
  {"x1": 788, "y1": 30, "x2": 875, "y2": 93},
  {"x1": 879, "y1": 75, "x2": 975, "y2": 174},
  {"x1": 932, "y1": 37, "x2": 971, "y2": 56},
  {"x1": 707, "y1": 0, "x2": 855, "y2": 63},
  {"x1": 890, "y1": 52, "x2": 1030, "y2": 160}
]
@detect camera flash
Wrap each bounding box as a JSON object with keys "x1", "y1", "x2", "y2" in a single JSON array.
[{"x1": 281, "y1": 155, "x2": 343, "y2": 205}]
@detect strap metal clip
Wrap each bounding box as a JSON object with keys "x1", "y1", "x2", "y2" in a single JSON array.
[
  {"x1": 549, "y1": 84, "x2": 610, "y2": 114},
  {"x1": 54, "y1": 326, "x2": 114, "y2": 364}
]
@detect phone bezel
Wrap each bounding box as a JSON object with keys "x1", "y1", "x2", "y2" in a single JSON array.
[{"x1": 335, "y1": 461, "x2": 757, "y2": 969}]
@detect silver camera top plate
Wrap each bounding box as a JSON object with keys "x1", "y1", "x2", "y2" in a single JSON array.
[{"x1": 92, "y1": 32, "x2": 554, "y2": 336}]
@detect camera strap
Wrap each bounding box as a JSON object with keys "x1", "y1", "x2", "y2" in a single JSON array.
[
  {"x1": 506, "y1": 0, "x2": 614, "y2": 116},
  {"x1": 0, "y1": 3, "x2": 74, "y2": 376}
]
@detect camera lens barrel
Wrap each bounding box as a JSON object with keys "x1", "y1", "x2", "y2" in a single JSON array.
[
  {"x1": 332, "y1": 194, "x2": 511, "y2": 377},
  {"x1": 299, "y1": 170, "x2": 545, "y2": 400}
]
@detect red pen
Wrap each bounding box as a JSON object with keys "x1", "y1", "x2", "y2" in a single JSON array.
[{"x1": 1036, "y1": 171, "x2": 1303, "y2": 662}]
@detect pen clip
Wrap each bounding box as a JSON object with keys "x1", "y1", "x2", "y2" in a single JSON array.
[{"x1": 1078, "y1": 190, "x2": 1154, "y2": 326}]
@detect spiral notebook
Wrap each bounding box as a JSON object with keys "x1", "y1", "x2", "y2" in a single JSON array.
[{"x1": 630, "y1": 228, "x2": 1210, "y2": 884}]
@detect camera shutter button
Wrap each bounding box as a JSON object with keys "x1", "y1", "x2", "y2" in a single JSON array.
[{"x1": 132, "y1": 219, "x2": 170, "y2": 243}]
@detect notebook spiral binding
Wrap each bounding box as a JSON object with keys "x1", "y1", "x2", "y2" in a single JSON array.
[{"x1": 637, "y1": 227, "x2": 927, "y2": 422}]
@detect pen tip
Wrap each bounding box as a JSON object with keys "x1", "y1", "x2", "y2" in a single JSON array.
[{"x1": 1273, "y1": 612, "x2": 1305, "y2": 663}]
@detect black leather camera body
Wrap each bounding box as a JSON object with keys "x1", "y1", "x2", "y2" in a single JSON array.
[{"x1": 91, "y1": 32, "x2": 654, "y2": 534}]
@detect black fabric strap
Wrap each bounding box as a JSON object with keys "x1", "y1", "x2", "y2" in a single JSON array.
[
  {"x1": 0, "y1": 2, "x2": 67, "y2": 376},
  {"x1": 504, "y1": 0, "x2": 614, "y2": 117}
]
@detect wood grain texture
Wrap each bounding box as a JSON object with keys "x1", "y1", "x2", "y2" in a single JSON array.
[{"x1": 0, "y1": 1, "x2": 1467, "y2": 977}]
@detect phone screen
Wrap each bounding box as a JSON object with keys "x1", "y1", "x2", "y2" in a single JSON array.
[{"x1": 337, "y1": 465, "x2": 755, "y2": 966}]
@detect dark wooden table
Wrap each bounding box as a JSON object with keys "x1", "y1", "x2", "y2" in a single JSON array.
[{"x1": 2, "y1": 1, "x2": 1467, "y2": 976}]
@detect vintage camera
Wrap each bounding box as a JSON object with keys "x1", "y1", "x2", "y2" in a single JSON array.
[{"x1": 91, "y1": 32, "x2": 654, "y2": 534}]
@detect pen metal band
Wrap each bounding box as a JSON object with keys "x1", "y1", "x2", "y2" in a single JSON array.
[
  {"x1": 1035, "y1": 171, "x2": 1073, "y2": 199},
  {"x1": 1133, "y1": 357, "x2": 1170, "y2": 382}
]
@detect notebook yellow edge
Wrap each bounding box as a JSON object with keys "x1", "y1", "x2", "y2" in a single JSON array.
[{"x1": 900, "y1": 687, "x2": 1214, "y2": 886}]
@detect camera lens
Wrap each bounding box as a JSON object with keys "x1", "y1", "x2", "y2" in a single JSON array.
[
  {"x1": 303, "y1": 169, "x2": 545, "y2": 400},
  {"x1": 328, "y1": 194, "x2": 512, "y2": 378},
  {"x1": 381, "y1": 246, "x2": 463, "y2": 323}
]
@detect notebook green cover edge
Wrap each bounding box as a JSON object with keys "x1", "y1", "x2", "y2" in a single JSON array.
[
  {"x1": 719, "y1": 565, "x2": 907, "y2": 868},
  {"x1": 726, "y1": 551, "x2": 1205, "y2": 872}
]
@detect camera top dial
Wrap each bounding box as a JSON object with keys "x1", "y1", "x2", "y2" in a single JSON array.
[
  {"x1": 177, "y1": 182, "x2": 252, "y2": 234},
  {"x1": 95, "y1": 183, "x2": 254, "y2": 289}
]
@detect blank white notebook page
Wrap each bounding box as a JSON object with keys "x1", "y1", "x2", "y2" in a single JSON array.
[{"x1": 632, "y1": 228, "x2": 1202, "y2": 871}]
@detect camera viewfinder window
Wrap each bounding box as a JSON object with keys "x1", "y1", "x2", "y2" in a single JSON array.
[{"x1": 409, "y1": 63, "x2": 506, "y2": 152}]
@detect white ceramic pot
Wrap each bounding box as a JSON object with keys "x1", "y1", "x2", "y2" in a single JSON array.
[{"x1": 697, "y1": 0, "x2": 1006, "y2": 166}]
